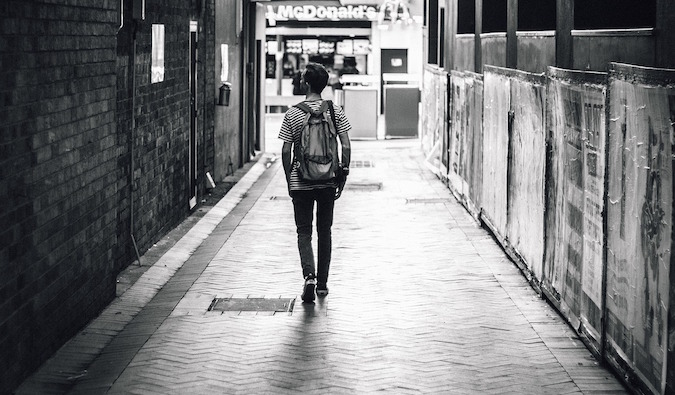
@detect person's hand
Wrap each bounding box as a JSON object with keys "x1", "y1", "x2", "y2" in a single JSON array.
[
  {"x1": 334, "y1": 175, "x2": 346, "y2": 200},
  {"x1": 334, "y1": 185, "x2": 344, "y2": 200},
  {"x1": 335, "y1": 184, "x2": 344, "y2": 200}
]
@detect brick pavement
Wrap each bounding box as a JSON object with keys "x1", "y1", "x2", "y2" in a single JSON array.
[{"x1": 18, "y1": 119, "x2": 629, "y2": 394}]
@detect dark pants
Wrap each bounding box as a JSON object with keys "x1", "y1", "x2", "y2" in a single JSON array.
[{"x1": 291, "y1": 188, "x2": 336, "y2": 284}]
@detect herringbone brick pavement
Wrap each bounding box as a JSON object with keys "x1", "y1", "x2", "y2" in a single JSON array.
[{"x1": 18, "y1": 119, "x2": 629, "y2": 394}]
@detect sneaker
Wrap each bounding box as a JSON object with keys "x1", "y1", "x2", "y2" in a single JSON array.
[
  {"x1": 316, "y1": 283, "x2": 329, "y2": 297},
  {"x1": 301, "y1": 275, "x2": 316, "y2": 302}
]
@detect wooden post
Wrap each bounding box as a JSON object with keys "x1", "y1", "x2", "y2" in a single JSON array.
[
  {"x1": 655, "y1": 3, "x2": 675, "y2": 388},
  {"x1": 666, "y1": 0, "x2": 675, "y2": 384},
  {"x1": 474, "y1": 0, "x2": 482, "y2": 73},
  {"x1": 445, "y1": 0, "x2": 457, "y2": 71},
  {"x1": 506, "y1": 0, "x2": 517, "y2": 69},
  {"x1": 655, "y1": 0, "x2": 675, "y2": 68},
  {"x1": 555, "y1": 0, "x2": 573, "y2": 69}
]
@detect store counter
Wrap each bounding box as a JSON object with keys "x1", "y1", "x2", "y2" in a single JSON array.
[
  {"x1": 383, "y1": 73, "x2": 420, "y2": 138},
  {"x1": 343, "y1": 86, "x2": 378, "y2": 139}
]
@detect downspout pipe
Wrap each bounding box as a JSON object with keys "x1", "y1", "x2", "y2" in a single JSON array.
[{"x1": 130, "y1": 20, "x2": 142, "y2": 266}]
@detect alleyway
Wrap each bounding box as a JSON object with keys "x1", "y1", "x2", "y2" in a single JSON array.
[{"x1": 17, "y1": 115, "x2": 628, "y2": 394}]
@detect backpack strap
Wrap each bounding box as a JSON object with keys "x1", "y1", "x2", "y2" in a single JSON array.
[
  {"x1": 294, "y1": 100, "x2": 335, "y2": 123},
  {"x1": 294, "y1": 100, "x2": 337, "y2": 133},
  {"x1": 325, "y1": 100, "x2": 337, "y2": 129},
  {"x1": 294, "y1": 102, "x2": 312, "y2": 113}
]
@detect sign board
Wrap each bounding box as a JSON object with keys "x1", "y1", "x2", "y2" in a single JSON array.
[{"x1": 266, "y1": 4, "x2": 378, "y2": 25}]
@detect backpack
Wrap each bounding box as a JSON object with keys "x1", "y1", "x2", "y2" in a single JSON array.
[{"x1": 293, "y1": 100, "x2": 339, "y2": 182}]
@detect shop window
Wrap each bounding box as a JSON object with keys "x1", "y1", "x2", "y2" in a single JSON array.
[
  {"x1": 459, "y1": 0, "x2": 554, "y2": 33},
  {"x1": 427, "y1": 0, "x2": 439, "y2": 64},
  {"x1": 575, "y1": 0, "x2": 655, "y2": 29},
  {"x1": 457, "y1": 0, "x2": 475, "y2": 34},
  {"x1": 482, "y1": 0, "x2": 506, "y2": 33},
  {"x1": 151, "y1": 24, "x2": 165, "y2": 83},
  {"x1": 519, "y1": 0, "x2": 555, "y2": 31},
  {"x1": 439, "y1": 7, "x2": 445, "y2": 68}
]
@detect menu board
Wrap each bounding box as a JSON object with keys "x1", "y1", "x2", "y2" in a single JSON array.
[
  {"x1": 319, "y1": 41, "x2": 335, "y2": 54},
  {"x1": 286, "y1": 39, "x2": 302, "y2": 54},
  {"x1": 302, "y1": 39, "x2": 319, "y2": 54},
  {"x1": 352, "y1": 39, "x2": 370, "y2": 54},
  {"x1": 336, "y1": 40, "x2": 353, "y2": 55}
]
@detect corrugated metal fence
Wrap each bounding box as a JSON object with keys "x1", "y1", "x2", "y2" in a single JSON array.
[{"x1": 421, "y1": 62, "x2": 675, "y2": 395}]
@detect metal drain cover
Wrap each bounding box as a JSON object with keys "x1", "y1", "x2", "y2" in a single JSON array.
[
  {"x1": 405, "y1": 198, "x2": 451, "y2": 204},
  {"x1": 351, "y1": 160, "x2": 375, "y2": 168},
  {"x1": 346, "y1": 182, "x2": 382, "y2": 191},
  {"x1": 209, "y1": 297, "x2": 295, "y2": 313}
]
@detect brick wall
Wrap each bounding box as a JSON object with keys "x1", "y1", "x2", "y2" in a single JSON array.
[
  {"x1": 0, "y1": 1, "x2": 119, "y2": 393},
  {"x1": 117, "y1": 0, "x2": 216, "y2": 256},
  {"x1": 0, "y1": 0, "x2": 217, "y2": 392}
]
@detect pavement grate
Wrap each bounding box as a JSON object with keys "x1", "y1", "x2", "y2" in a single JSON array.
[
  {"x1": 351, "y1": 160, "x2": 375, "y2": 168},
  {"x1": 345, "y1": 182, "x2": 382, "y2": 191},
  {"x1": 405, "y1": 198, "x2": 452, "y2": 204},
  {"x1": 208, "y1": 297, "x2": 295, "y2": 313}
]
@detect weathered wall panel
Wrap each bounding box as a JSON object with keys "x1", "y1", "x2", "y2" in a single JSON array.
[
  {"x1": 573, "y1": 31, "x2": 655, "y2": 72},
  {"x1": 481, "y1": 67, "x2": 510, "y2": 238},
  {"x1": 421, "y1": 65, "x2": 447, "y2": 175},
  {"x1": 606, "y1": 63, "x2": 673, "y2": 394},
  {"x1": 421, "y1": 65, "x2": 438, "y2": 166},
  {"x1": 543, "y1": 68, "x2": 607, "y2": 351},
  {"x1": 420, "y1": 65, "x2": 447, "y2": 173},
  {"x1": 456, "y1": 34, "x2": 476, "y2": 73},
  {"x1": 445, "y1": 71, "x2": 484, "y2": 217},
  {"x1": 506, "y1": 71, "x2": 546, "y2": 280},
  {"x1": 448, "y1": 71, "x2": 468, "y2": 195},
  {"x1": 466, "y1": 72, "x2": 484, "y2": 212},
  {"x1": 422, "y1": 65, "x2": 437, "y2": 158},
  {"x1": 517, "y1": 32, "x2": 555, "y2": 74},
  {"x1": 481, "y1": 34, "x2": 506, "y2": 70}
]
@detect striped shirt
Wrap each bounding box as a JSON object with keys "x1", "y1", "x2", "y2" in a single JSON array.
[{"x1": 279, "y1": 99, "x2": 351, "y2": 191}]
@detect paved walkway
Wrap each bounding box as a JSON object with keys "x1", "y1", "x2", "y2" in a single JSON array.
[{"x1": 17, "y1": 116, "x2": 629, "y2": 394}]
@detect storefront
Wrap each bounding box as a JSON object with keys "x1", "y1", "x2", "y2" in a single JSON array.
[
  {"x1": 263, "y1": 0, "x2": 425, "y2": 127},
  {"x1": 265, "y1": 3, "x2": 380, "y2": 96}
]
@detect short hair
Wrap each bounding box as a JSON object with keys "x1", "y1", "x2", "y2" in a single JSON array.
[{"x1": 302, "y1": 62, "x2": 329, "y2": 93}]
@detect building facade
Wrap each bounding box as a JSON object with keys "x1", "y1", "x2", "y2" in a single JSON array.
[{"x1": 0, "y1": 0, "x2": 260, "y2": 392}]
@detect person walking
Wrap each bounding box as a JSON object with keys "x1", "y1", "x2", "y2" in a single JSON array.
[{"x1": 279, "y1": 62, "x2": 351, "y2": 303}]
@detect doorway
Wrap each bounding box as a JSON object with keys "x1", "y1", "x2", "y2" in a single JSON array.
[
  {"x1": 380, "y1": 48, "x2": 408, "y2": 113},
  {"x1": 241, "y1": 2, "x2": 260, "y2": 165},
  {"x1": 189, "y1": 21, "x2": 198, "y2": 209}
]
